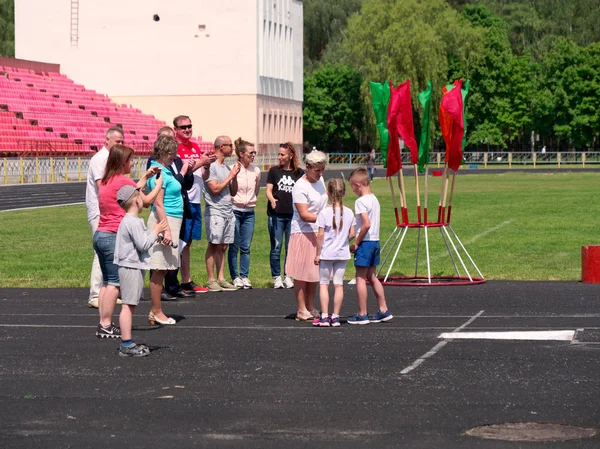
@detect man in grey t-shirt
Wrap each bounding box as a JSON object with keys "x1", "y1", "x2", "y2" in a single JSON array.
[{"x1": 202, "y1": 135, "x2": 240, "y2": 291}]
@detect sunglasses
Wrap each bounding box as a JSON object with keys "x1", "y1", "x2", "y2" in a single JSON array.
[
  {"x1": 222, "y1": 143, "x2": 233, "y2": 147},
  {"x1": 279, "y1": 143, "x2": 289, "y2": 149},
  {"x1": 177, "y1": 124, "x2": 193, "y2": 130},
  {"x1": 245, "y1": 151, "x2": 257, "y2": 156}
]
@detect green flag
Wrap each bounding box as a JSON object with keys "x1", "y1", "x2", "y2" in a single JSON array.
[
  {"x1": 369, "y1": 81, "x2": 390, "y2": 166},
  {"x1": 417, "y1": 80, "x2": 432, "y2": 173}
]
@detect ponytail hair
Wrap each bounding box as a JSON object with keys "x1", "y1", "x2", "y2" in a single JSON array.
[
  {"x1": 234, "y1": 137, "x2": 254, "y2": 159},
  {"x1": 327, "y1": 178, "x2": 346, "y2": 232}
]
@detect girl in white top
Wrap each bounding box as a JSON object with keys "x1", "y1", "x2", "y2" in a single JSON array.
[{"x1": 313, "y1": 179, "x2": 356, "y2": 327}]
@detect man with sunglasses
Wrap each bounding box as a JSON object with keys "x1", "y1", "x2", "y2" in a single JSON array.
[
  {"x1": 173, "y1": 115, "x2": 217, "y2": 294},
  {"x1": 202, "y1": 136, "x2": 241, "y2": 292}
]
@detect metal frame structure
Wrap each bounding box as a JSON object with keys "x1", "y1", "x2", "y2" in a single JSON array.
[{"x1": 377, "y1": 166, "x2": 485, "y2": 286}]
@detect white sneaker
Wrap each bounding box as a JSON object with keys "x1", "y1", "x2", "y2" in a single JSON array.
[
  {"x1": 88, "y1": 298, "x2": 99, "y2": 308},
  {"x1": 233, "y1": 277, "x2": 244, "y2": 289},
  {"x1": 348, "y1": 278, "x2": 357, "y2": 285},
  {"x1": 241, "y1": 277, "x2": 252, "y2": 289},
  {"x1": 273, "y1": 276, "x2": 284, "y2": 289},
  {"x1": 283, "y1": 276, "x2": 294, "y2": 289}
]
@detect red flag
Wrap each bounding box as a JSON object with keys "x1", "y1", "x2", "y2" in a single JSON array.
[
  {"x1": 439, "y1": 80, "x2": 464, "y2": 172},
  {"x1": 387, "y1": 80, "x2": 418, "y2": 177}
]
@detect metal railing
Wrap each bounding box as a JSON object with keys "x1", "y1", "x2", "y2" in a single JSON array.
[{"x1": 1, "y1": 152, "x2": 599, "y2": 185}]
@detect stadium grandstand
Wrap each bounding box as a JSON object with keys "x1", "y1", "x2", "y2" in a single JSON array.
[{"x1": 0, "y1": 58, "x2": 212, "y2": 157}]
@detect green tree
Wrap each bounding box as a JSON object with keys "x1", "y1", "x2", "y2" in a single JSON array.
[
  {"x1": 533, "y1": 38, "x2": 600, "y2": 150},
  {"x1": 462, "y1": 4, "x2": 535, "y2": 149},
  {"x1": 303, "y1": 0, "x2": 363, "y2": 69},
  {"x1": 303, "y1": 64, "x2": 364, "y2": 151},
  {"x1": 331, "y1": 0, "x2": 484, "y2": 148},
  {"x1": 0, "y1": 0, "x2": 14, "y2": 57}
]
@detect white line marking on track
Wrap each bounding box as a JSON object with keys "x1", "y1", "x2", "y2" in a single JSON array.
[
  {"x1": 400, "y1": 310, "x2": 484, "y2": 375},
  {"x1": 439, "y1": 330, "x2": 575, "y2": 341},
  {"x1": 0, "y1": 202, "x2": 84, "y2": 212}
]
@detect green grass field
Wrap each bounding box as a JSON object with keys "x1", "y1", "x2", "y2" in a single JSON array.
[{"x1": 0, "y1": 172, "x2": 597, "y2": 288}]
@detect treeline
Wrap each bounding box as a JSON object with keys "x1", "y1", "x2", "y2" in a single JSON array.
[
  {"x1": 0, "y1": 0, "x2": 14, "y2": 57},
  {"x1": 303, "y1": 0, "x2": 600, "y2": 152}
]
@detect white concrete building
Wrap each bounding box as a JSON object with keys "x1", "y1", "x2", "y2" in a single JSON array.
[{"x1": 15, "y1": 0, "x2": 303, "y2": 151}]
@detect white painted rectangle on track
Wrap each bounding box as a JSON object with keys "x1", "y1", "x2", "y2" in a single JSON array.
[{"x1": 439, "y1": 330, "x2": 575, "y2": 341}]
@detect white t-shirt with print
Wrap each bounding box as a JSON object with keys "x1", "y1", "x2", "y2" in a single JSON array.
[
  {"x1": 85, "y1": 146, "x2": 109, "y2": 222},
  {"x1": 316, "y1": 205, "x2": 356, "y2": 260},
  {"x1": 291, "y1": 176, "x2": 327, "y2": 234},
  {"x1": 354, "y1": 193, "x2": 380, "y2": 241}
]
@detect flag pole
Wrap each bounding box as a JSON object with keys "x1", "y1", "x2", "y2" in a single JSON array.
[
  {"x1": 447, "y1": 170, "x2": 457, "y2": 223},
  {"x1": 388, "y1": 176, "x2": 401, "y2": 227},
  {"x1": 397, "y1": 169, "x2": 408, "y2": 224},
  {"x1": 423, "y1": 165, "x2": 429, "y2": 224},
  {"x1": 413, "y1": 164, "x2": 422, "y2": 223},
  {"x1": 440, "y1": 166, "x2": 451, "y2": 223},
  {"x1": 437, "y1": 163, "x2": 449, "y2": 223}
]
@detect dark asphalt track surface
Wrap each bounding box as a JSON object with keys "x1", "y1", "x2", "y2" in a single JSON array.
[
  {"x1": 2, "y1": 167, "x2": 599, "y2": 211},
  {"x1": 1, "y1": 281, "x2": 599, "y2": 448}
]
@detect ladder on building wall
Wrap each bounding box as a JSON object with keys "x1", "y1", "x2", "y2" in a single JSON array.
[{"x1": 70, "y1": 0, "x2": 79, "y2": 47}]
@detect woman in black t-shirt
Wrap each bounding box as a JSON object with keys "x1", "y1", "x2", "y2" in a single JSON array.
[{"x1": 265, "y1": 142, "x2": 304, "y2": 289}]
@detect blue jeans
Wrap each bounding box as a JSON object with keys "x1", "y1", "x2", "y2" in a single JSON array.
[
  {"x1": 268, "y1": 214, "x2": 292, "y2": 278},
  {"x1": 228, "y1": 210, "x2": 255, "y2": 279},
  {"x1": 92, "y1": 231, "x2": 119, "y2": 286}
]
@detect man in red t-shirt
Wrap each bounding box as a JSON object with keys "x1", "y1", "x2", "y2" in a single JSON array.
[{"x1": 173, "y1": 115, "x2": 216, "y2": 293}]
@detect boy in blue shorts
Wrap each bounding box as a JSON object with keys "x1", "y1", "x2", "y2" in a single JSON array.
[{"x1": 347, "y1": 168, "x2": 393, "y2": 325}]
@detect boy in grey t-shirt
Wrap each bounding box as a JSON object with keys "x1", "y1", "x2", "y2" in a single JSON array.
[{"x1": 114, "y1": 185, "x2": 166, "y2": 357}]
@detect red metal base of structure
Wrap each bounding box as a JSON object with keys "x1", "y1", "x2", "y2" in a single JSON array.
[{"x1": 380, "y1": 275, "x2": 486, "y2": 287}]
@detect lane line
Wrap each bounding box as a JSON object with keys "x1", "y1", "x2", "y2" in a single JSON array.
[
  {"x1": 400, "y1": 310, "x2": 484, "y2": 375},
  {"x1": 0, "y1": 202, "x2": 84, "y2": 213},
  {"x1": 0, "y1": 324, "x2": 595, "y2": 331},
  {"x1": 1, "y1": 313, "x2": 599, "y2": 318}
]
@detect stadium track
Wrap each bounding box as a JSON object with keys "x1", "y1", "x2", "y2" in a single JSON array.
[
  {"x1": 0, "y1": 280, "x2": 599, "y2": 448},
  {"x1": 1, "y1": 167, "x2": 599, "y2": 211}
]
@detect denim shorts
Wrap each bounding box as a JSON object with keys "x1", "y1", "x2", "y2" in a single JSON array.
[
  {"x1": 354, "y1": 240, "x2": 380, "y2": 268},
  {"x1": 92, "y1": 231, "x2": 120, "y2": 286}
]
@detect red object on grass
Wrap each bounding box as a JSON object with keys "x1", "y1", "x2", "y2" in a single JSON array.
[{"x1": 582, "y1": 245, "x2": 600, "y2": 283}]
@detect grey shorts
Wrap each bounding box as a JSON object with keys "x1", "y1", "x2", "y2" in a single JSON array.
[
  {"x1": 319, "y1": 260, "x2": 348, "y2": 285},
  {"x1": 118, "y1": 267, "x2": 144, "y2": 306},
  {"x1": 205, "y1": 213, "x2": 235, "y2": 244}
]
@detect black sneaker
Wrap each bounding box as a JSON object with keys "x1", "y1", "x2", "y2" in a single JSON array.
[
  {"x1": 96, "y1": 323, "x2": 121, "y2": 339},
  {"x1": 119, "y1": 343, "x2": 150, "y2": 357}
]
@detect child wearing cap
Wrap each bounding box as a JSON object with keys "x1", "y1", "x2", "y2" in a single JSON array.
[{"x1": 114, "y1": 184, "x2": 167, "y2": 357}]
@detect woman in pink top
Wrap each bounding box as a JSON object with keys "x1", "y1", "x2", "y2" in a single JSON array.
[
  {"x1": 92, "y1": 145, "x2": 163, "y2": 339},
  {"x1": 228, "y1": 137, "x2": 261, "y2": 289}
]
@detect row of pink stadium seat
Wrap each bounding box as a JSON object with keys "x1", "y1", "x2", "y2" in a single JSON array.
[{"x1": 0, "y1": 66, "x2": 219, "y2": 156}]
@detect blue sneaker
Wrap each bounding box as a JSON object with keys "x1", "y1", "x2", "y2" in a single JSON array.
[
  {"x1": 369, "y1": 309, "x2": 393, "y2": 323},
  {"x1": 330, "y1": 316, "x2": 341, "y2": 327},
  {"x1": 347, "y1": 313, "x2": 370, "y2": 325}
]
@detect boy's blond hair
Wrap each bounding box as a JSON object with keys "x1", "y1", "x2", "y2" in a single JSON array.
[{"x1": 349, "y1": 167, "x2": 370, "y2": 186}]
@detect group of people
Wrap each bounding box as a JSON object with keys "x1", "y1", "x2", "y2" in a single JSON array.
[{"x1": 84, "y1": 118, "x2": 392, "y2": 357}]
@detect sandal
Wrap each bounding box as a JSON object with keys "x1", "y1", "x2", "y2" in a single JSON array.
[{"x1": 295, "y1": 312, "x2": 313, "y2": 322}]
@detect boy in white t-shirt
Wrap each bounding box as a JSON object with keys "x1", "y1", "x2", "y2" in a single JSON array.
[
  {"x1": 347, "y1": 168, "x2": 393, "y2": 325},
  {"x1": 313, "y1": 179, "x2": 356, "y2": 327}
]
